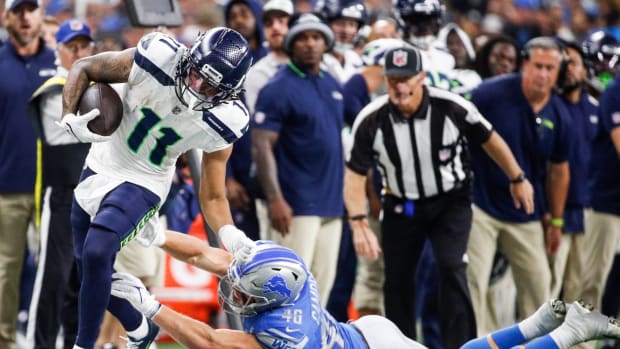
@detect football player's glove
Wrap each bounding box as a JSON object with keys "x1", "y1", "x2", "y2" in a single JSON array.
[
  {"x1": 56, "y1": 109, "x2": 112, "y2": 143},
  {"x1": 219, "y1": 225, "x2": 255, "y2": 264},
  {"x1": 111, "y1": 272, "x2": 162, "y2": 319}
]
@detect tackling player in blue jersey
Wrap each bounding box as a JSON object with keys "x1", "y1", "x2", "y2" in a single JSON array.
[
  {"x1": 111, "y1": 230, "x2": 620, "y2": 349},
  {"x1": 57, "y1": 27, "x2": 256, "y2": 349}
]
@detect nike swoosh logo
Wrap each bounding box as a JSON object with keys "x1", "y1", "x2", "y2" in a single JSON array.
[{"x1": 284, "y1": 327, "x2": 299, "y2": 333}]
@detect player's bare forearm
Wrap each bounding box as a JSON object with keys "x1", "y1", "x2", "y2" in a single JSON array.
[
  {"x1": 153, "y1": 307, "x2": 261, "y2": 349},
  {"x1": 344, "y1": 167, "x2": 369, "y2": 217},
  {"x1": 161, "y1": 231, "x2": 231, "y2": 277},
  {"x1": 546, "y1": 161, "x2": 569, "y2": 219},
  {"x1": 251, "y1": 129, "x2": 284, "y2": 201},
  {"x1": 62, "y1": 48, "x2": 135, "y2": 116},
  {"x1": 200, "y1": 148, "x2": 235, "y2": 231}
]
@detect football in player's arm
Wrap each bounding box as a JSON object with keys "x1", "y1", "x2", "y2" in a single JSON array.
[
  {"x1": 59, "y1": 42, "x2": 244, "y2": 240},
  {"x1": 57, "y1": 28, "x2": 256, "y2": 349}
]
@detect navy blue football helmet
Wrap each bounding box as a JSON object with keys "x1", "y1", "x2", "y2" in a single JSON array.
[
  {"x1": 218, "y1": 241, "x2": 308, "y2": 317},
  {"x1": 175, "y1": 27, "x2": 253, "y2": 110},
  {"x1": 394, "y1": 0, "x2": 444, "y2": 49},
  {"x1": 316, "y1": 0, "x2": 367, "y2": 28},
  {"x1": 582, "y1": 30, "x2": 620, "y2": 91},
  {"x1": 315, "y1": 0, "x2": 367, "y2": 53}
]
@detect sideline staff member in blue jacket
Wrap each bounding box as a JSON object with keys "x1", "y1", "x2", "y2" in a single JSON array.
[
  {"x1": 467, "y1": 37, "x2": 573, "y2": 335},
  {"x1": 252, "y1": 13, "x2": 344, "y2": 304}
]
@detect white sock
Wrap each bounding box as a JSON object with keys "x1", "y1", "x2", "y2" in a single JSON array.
[
  {"x1": 549, "y1": 322, "x2": 583, "y2": 349},
  {"x1": 127, "y1": 315, "x2": 148, "y2": 339},
  {"x1": 72, "y1": 346, "x2": 85, "y2": 349},
  {"x1": 518, "y1": 299, "x2": 566, "y2": 339}
]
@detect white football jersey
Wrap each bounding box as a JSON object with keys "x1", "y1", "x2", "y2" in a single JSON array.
[
  {"x1": 85, "y1": 32, "x2": 250, "y2": 201},
  {"x1": 420, "y1": 45, "x2": 455, "y2": 91},
  {"x1": 322, "y1": 50, "x2": 363, "y2": 84}
]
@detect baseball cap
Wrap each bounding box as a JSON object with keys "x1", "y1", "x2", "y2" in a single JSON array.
[
  {"x1": 56, "y1": 19, "x2": 93, "y2": 44},
  {"x1": 262, "y1": 0, "x2": 294, "y2": 21},
  {"x1": 5, "y1": 0, "x2": 38, "y2": 11},
  {"x1": 384, "y1": 46, "x2": 423, "y2": 77}
]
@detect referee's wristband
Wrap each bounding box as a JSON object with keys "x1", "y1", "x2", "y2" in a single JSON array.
[
  {"x1": 550, "y1": 218, "x2": 564, "y2": 228},
  {"x1": 349, "y1": 214, "x2": 367, "y2": 221}
]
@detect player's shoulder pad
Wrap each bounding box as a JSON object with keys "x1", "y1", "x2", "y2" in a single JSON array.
[
  {"x1": 134, "y1": 32, "x2": 184, "y2": 87},
  {"x1": 202, "y1": 100, "x2": 250, "y2": 144},
  {"x1": 31, "y1": 76, "x2": 66, "y2": 101}
]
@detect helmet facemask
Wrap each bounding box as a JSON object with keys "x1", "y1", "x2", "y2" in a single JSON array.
[
  {"x1": 218, "y1": 274, "x2": 271, "y2": 317},
  {"x1": 403, "y1": 14, "x2": 440, "y2": 49},
  {"x1": 175, "y1": 52, "x2": 244, "y2": 111},
  {"x1": 174, "y1": 29, "x2": 250, "y2": 111}
]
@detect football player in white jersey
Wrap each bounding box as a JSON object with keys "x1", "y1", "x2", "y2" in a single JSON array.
[
  {"x1": 57, "y1": 27, "x2": 255, "y2": 349},
  {"x1": 393, "y1": 0, "x2": 455, "y2": 90},
  {"x1": 317, "y1": 1, "x2": 366, "y2": 84}
]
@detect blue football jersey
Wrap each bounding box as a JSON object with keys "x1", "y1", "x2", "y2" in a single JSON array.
[{"x1": 243, "y1": 273, "x2": 367, "y2": 349}]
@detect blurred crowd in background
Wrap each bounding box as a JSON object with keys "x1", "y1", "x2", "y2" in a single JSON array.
[
  {"x1": 1, "y1": 0, "x2": 620, "y2": 51},
  {"x1": 3, "y1": 0, "x2": 620, "y2": 348}
]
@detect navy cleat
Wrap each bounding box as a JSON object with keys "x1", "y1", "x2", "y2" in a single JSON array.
[{"x1": 126, "y1": 319, "x2": 160, "y2": 349}]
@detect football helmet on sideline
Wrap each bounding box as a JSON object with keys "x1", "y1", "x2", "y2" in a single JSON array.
[
  {"x1": 394, "y1": 0, "x2": 444, "y2": 49},
  {"x1": 582, "y1": 30, "x2": 620, "y2": 92}
]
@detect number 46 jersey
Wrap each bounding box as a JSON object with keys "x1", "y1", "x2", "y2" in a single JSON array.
[
  {"x1": 244, "y1": 273, "x2": 368, "y2": 349},
  {"x1": 84, "y1": 32, "x2": 250, "y2": 202}
]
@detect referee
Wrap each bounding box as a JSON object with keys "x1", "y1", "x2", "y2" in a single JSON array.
[{"x1": 344, "y1": 46, "x2": 534, "y2": 349}]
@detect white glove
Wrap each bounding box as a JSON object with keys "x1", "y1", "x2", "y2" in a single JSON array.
[
  {"x1": 111, "y1": 272, "x2": 161, "y2": 319},
  {"x1": 219, "y1": 225, "x2": 255, "y2": 264},
  {"x1": 56, "y1": 108, "x2": 112, "y2": 143},
  {"x1": 136, "y1": 225, "x2": 166, "y2": 247}
]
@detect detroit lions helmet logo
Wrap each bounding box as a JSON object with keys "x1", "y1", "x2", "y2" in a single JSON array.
[{"x1": 263, "y1": 275, "x2": 292, "y2": 298}]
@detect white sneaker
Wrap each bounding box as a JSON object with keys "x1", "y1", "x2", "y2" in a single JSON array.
[
  {"x1": 607, "y1": 317, "x2": 620, "y2": 339},
  {"x1": 564, "y1": 300, "x2": 620, "y2": 341}
]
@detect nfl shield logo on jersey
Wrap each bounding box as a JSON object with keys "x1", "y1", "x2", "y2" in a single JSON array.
[
  {"x1": 439, "y1": 148, "x2": 452, "y2": 162},
  {"x1": 393, "y1": 50, "x2": 408, "y2": 67}
]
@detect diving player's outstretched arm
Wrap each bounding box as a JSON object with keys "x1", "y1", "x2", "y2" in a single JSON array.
[
  {"x1": 161, "y1": 230, "x2": 231, "y2": 277},
  {"x1": 111, "y1": 272, "x2": 262, "y2": 349},
  {"x1": 62, "y1": 48, "x2": 135, "y2": 116},
  {"x1": 154, "y1": 306, "x2": 262, "y2": 349}
]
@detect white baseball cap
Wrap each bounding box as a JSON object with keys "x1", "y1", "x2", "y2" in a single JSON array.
[{"x1": 262, "y1": 0, "x2": 294, "y2": 18}]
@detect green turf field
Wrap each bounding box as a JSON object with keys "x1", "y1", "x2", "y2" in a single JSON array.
[{"x1": 158, "y1": 343, "x2": 184, "y2": 349}]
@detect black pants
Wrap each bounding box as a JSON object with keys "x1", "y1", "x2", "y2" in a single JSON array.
[
  {"x1": 29, "y1": 186, "x2": 79, "y2": 349},
  {"x1": 602, "y1": 253, "x2": 620, "y2": 318},
  {"x1": 381, "y1": 190, "x2": 476, "y2": 349}
]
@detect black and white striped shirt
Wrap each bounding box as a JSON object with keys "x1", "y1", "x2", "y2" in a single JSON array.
[{"x1": 347, "y1": 86, "x2": 493, "y2": 200}]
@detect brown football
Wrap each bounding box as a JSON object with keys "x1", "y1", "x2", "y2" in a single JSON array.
[{"x1": 78, "y1": 83, "x2": 123, "y2": 136}]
